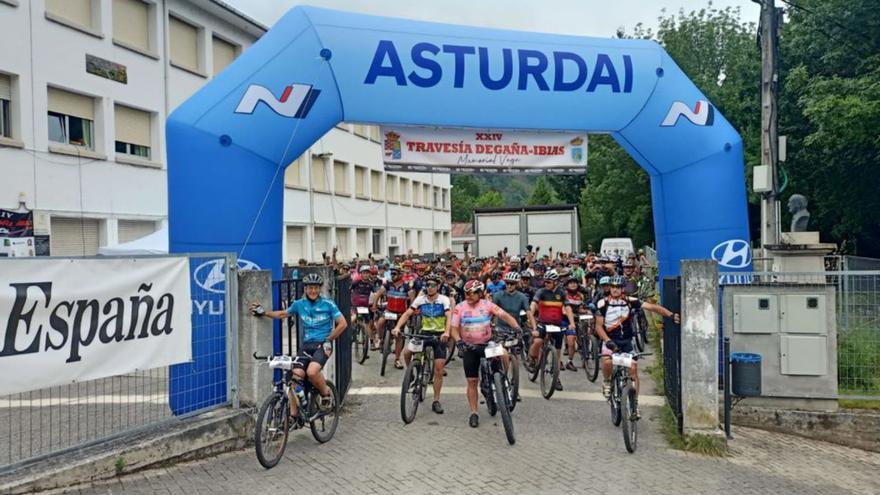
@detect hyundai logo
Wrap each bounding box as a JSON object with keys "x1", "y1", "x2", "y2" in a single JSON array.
[
  {"x1": 193, "y1": 258, "x2": 260, "y2": 294},
  {"x1": 711, "y1": 239, "x2": 751, "y2": 269}
]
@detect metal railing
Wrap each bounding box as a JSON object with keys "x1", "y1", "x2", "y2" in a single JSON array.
[
  {"x1": 661, "y1": 277, "x2": 683, "y2": 433},
  {"x1": 719, "y1": 270, "x2": 880, "y2": 399},
  {"x1": 0, "y1": 253, "x2": 239, "y2": 471}
]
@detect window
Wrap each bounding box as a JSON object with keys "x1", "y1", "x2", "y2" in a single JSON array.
[
  {"x1": 0, "y1": 73, "x2": 10, "y2": 138},
  {"x1": 417, "y1": 231, "x2": 424, "y2": 252},
  {"x1": 113, "y1": 0, "x2": 150, "y2": 53},
  {"x1": 333, "y1": 160, "x2": 349, "y2": 195},
  {"x1": 400, "y1": 178, "x2": 410, "y2": 204},
  {"x1": 442, "y1": 189, "x2": 448, "y2": 210},
  {"x1": 212, "y1": 36, "x2": 237, "y2": 76},
  {"x1": 370, "y1": 125, "x2": 381, "y2": 142},
  {"x1": 118, "y1": 219, "x2": 155, "y2": 243},
  {"x1": 51, "y1": 217, "x2": 100, "y2": 256},
  {"x1": 372, "y1": 229, "x2": 383, "y2": 254},
  {"x1": 356, "y1": 229, "x2": 368, "y2": 254},
  {"x1": 413, "y1": 181, "x2": 421, "y2": 205},
  {"x1": 47, "y1": 87, "x2": 95, "y2": 149},
  {"x1": 355, "y1": 166, "x2": 366, "y2": 197},
  {"x1": 285, "y1": 156, "x2": 303, "y2": 187},
  {"x1": 433, "y1": 187, "x2": 440, "y2": 209},
  {"x1": 46, "y1": 0, "x2": 95, "y2": 31},
  {"x1": 385, "y1": 174, "x2": 397, "y2": 202},
  {"x1": 313, "y1": 227, "x2": 329, "y2": 260},
  {"x1": 370, "y1": 171, "x2": 382, "y2": 200},
  {"x1": 286, "y1": 226, "x2": 305, "y2": 262},
  {"x1": 114, "y1": 104, "x2": 151, "y2": 159},
  {"x1": 423, "y1": 184, "x2": 430, "y2": 208},
  {"x1": 336, "y1": 228, "x2": 350, "y2": 258},
  {"x1": 169, "y1": 16, "x2": 201, "y2": 74},
  {"x1": 311, "y1": 156, "x2": 327, "y2": 192}
]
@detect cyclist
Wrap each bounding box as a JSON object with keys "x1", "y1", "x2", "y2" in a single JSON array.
[
  {"x1": 392, "y1": 275, "x2": 452, "y2": 414},
  {"x1": 622, "y1": 260, "x2": 640, "y2": 297},
  {"x1": 595, "y1": 276, "x2": 679, "y2": 417},
  {"x1": 527, "y1": 269, "x2": 576, "y2": 391},
  {"x1": 249, "y1": 273, "x2": 346, "y2": 414},
  {"x1": 518, "y1": 271, "x2": 536, "y2": 301},
  {"x1": 350, "y1": 265, "x2": 377, "y2": 347},
  {"x1": 373, "y1": 266, "x2": 415, "y2": 370},
  {"x1": 486, "y1": 270, "x2": 506, "y2": 296},
  {"x1": 591, "y1": 275, "x2": 612, "y2": 306},
  {"x1": 451, "y1": 279, "x2": 522, "y2": 428},
  {"x1": 561, "y1": 277, "x2": 587, "y2": 372}
]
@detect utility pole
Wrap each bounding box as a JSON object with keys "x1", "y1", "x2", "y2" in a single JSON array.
[{"x1": 757, "y1": 0, "x2": 782, "y2": 247}]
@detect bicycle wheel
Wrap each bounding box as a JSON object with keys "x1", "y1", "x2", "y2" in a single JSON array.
[
  {"x1": 634, "y1": 318, "x2": 646, "y2": 352},
  {"x1": 309, "y1": 381, "x2": 339, "y2": 443},
  {"x1": 444, "y1": 338, "x2": 456, "y2": 366},
  {"x1": 423, "y1": 345, "x2": 436, "y2": 389},
  {"x1": 400, "y1": 361, "x2": 421, "y2": 424},
  {"x1": 621, "y1": 383, "x2": 638, "y2": 453},
  {"x1": 586, "y1": 335, "x2": 600, "y2": 382},
  {"x1": 507, "y1": 353, "x2": 520, "y2": 411},
  {"x1": 355, "y1": 321, "x2": 369, "y2": 365},
  {"x1": 254, "y1": 392, "x2": 289, "y2": 469},
  {"x1": 539, "y1": 345, "x2": 559, "y2": 400},
  {"x1": 483, "y1": 364, "x2": 498, "y2": 417},
  {"x1": 494, "y1": 372, "x2": 516, "y2": 445},
  {"x1": 610, "y1": 376, "x2": 622, "y2": 427},
  {"x1": 638, "y1": 311, "x2": 649, "y2": 344},
  {"x1": 380, "y1": 325, "x2": 391, "y2": 377},
  {"x1": 528, "y1": 342, "x2": 541, "y2": 383}
]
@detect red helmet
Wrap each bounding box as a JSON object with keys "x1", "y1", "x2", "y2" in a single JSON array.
[
  {"x1": 402, "y1": 260, "x2": 413, "y2": 268},
  {"x1": 464, "y1": 279, "x2": 485, "y2": 293}
]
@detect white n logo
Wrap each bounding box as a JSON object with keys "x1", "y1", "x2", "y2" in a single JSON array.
[
  {"x1": 661, "y1": 100, "x2": 714, "y2": 127},
  {"x1": 234, "y1": 84, "x2": 320, "y2": 118}
]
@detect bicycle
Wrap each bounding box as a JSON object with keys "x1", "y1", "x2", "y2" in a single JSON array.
[
  {"x1": 252, "y1": 352, "x2": 339, "y2": 469},
  {"x1": 496, "y1": 328, "x2": 523, "y2": 409},
  {"x1": 399, "y1": 332, "x2": 439, "y2": 423},
  {"x1": 632, "y1": 307, "x2": 649, "y2": 352},
  {"x1": 379, "y1": 309, "x2": 400, "y2": 376},
  {"x1": 528, "y1": 323, "x2": 561, "y2": 400},
  {"x1": 606, "y1": 350, "x2": 650, "y2": 453},
  {"x1": 460, "y1": 339, "x2": 516, "y2": 445},
  {"x1": 576, "y1": 313, "x2": 600, "y2": 382},
  {"x1": 352, "y1": 306, "x2": 371, "y2": 365}
]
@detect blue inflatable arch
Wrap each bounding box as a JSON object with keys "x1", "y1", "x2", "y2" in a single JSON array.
[{"x1": 166, "y1": 6, "x2": 750, "y2": 413}]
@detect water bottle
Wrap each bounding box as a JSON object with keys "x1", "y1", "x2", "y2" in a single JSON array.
[{"x1": 294, "y1": 385, "x2": 306, "y2": 406}]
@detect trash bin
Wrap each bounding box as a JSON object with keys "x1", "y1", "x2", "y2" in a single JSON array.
[{"x1": 730, "y1": 352, "x2": 761, "y2": 397}]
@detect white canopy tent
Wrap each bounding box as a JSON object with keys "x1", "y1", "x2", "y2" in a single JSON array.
[{"x1": 98, "y1": 226, "x2": 168, "y2": 255}]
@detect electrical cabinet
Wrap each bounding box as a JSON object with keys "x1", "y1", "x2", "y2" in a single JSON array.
[
  {"x1": 733, "y1": 295, "x2": 778, "y2": 334},
  {"x1": 780, "y1": 294, "x2": 825, "y2": 334},
  {"x1": 781, "y1": 335, "x2": 828, "y2": 375}
]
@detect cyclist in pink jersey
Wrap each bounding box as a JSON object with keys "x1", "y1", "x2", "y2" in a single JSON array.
[{"x1": 451, "y1": 279, "x2": 522, "y2": 428}]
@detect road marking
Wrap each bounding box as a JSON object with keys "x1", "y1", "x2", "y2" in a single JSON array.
[{"x1": 348, "y1": 386, "x2": 665, "y2": 406}]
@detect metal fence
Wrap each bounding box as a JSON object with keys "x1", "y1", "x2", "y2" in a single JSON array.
[
  {"x1": 0, "y1": 253, "x2": 238, "y2": 471},
  {"x1": 719, "y1": 270, "x2": 880, "y2": 399},
  {"x1": 661, "y1": 277, "x2": 683, "y2": 433}
]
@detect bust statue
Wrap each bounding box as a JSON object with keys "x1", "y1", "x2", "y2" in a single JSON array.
[{"x1": 788, "y1": 194, "x2": 810, "y2": 232}]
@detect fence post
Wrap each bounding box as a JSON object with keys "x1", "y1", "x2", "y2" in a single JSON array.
[
  {"x1": 236, "y1": 269, "x2": 275, "y2": 407},
  {"x1": 680, "y1": 260, "x2": 723, "y2": 438},
  {"x1": 226, "y1": 253, "x2": 240, "y2": 409}
]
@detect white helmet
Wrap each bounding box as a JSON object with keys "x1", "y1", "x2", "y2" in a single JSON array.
[
  {"x1": 510, "y1": 255, "x2": 521, "y2": 263},
  {"x1": 504, "y1": 271, "x2": 521, "y2": 282}
]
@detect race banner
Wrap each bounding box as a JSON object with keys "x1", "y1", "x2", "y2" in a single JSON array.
[
  {"x1": 0, "y1": 257, "x2": 192, "y2": 395},
  {"x1": 0, "y1": 209, "x2": 35, "y2": 258},
  {"x1": 381, "y1": 126, "x2": 587, "y2": 174}
]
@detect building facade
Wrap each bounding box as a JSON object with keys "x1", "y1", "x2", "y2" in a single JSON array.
[{"x1": 0, "y1": 0, "x2": 451, "y2": 260}]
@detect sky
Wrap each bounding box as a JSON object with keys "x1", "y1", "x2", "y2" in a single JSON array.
[{"x1": 225, "y1": 0, "x2": 759, "y2": 38}]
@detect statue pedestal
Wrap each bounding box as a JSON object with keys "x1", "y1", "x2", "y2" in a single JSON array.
[{"x1": 765, "y1": 232, "x2": 836, "y2": 273}]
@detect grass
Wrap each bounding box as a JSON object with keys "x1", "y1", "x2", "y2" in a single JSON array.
[
  {"x1": 838, "y1": 324, "x2": 880, "y2": 394},
  {"x1": 114, "y1": 456, "x2": 126, "y2": 475},
  {"x1": 838, "y1": 398, "x2": 880, "y2": 410},
  {"x1": 646, "y1": 312, "x2": 665, "y2": 397},
  {"x1": 658, "y1": 405, "x2": 729, "y2": 457}
]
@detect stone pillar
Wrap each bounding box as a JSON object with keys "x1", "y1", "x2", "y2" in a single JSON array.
[
  {"x1": 680, "y1": 259, "x2": 722, "y2": 437},
  {"x1": 236, "y1": 270, "x2": 274, "y2": 407}
]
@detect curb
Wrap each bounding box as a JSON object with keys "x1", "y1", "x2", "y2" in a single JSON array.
[{"x1": 0, "y1": 408, "x2": 253, "y2": 494}]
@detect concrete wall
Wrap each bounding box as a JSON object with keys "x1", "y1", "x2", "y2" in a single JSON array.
[
  {"x1": 236, "y1": 269, "x2": 274, "y2": 407},
  {"x1": 680, "y1": 260, "x2": 720, "y2": 436}
]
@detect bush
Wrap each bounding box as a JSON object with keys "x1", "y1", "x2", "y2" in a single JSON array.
[{"x1": 838, "y1": 324, "x2": 880, "y2": 394}]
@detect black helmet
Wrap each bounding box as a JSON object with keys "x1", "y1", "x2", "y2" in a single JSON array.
[{"x1": 302, "y1": 273, "x2": 323, "y2": 286}]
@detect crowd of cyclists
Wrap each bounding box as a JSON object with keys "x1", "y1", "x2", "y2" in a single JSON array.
[{"x1": 253, "y1": 242, "x2": 679, "y2": 434}]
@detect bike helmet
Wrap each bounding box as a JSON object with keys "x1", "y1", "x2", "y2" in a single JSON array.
[
  {"x1": 623, "y1": 259, "x2": 635, "y2": 268},
  {"x1": 610, "y1": 275, "x2": 626, "y2": 287},
  {"x1": 520, "y1": 270, "x2": 532, "y2": 279},
  {"x1": 423, "y1": 274, "x2": 441, "y2": 284},
  {"x1": 358, "y1": 265, "x2": 371, "y2": 273},
  {"x1": 544, "y1": 269, "x2": 560, "y2": 281},
  {"x1": 504, "y1": 271, "x2": 520, "y2": 282},
  {"x1": 390, "y1": 265, "x2": 402, "y2": 274},
  {"x1": 402, "y1": 260, "x2": 413, "y2": 268},
  {"x1": 302, "y1": 273, "x2": 324, "y2": 286},
  {"x1": 468, "y1": 262, "x2": 482, "y2": 272},
  {"x1": 510, "y1": 255, "x2": 521, "y2": 263},
  {"x1": 599, "y1": 276, "x2": 612, "y2": 286},
  {"x1": 464, "y1": 279, "x2": 485, "y2": 293}
]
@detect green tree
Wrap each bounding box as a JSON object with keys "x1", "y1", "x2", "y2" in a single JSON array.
[
  {"x1": 547, "y1": 174, "x2": 586, "y2": 205},
  {"x1": 451, "y1": 175, "x2": 481, "y2": 222},
  {"x1": 474, "y1": 190, "x2": 504, "y2": 208},
  {"x1": 527, "y1": 176, "x2": 560, "y2": 206}
]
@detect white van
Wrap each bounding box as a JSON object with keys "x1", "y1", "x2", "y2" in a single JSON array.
[{"x1": 600, "y1": 237, "x2": 635, "y2": 258}]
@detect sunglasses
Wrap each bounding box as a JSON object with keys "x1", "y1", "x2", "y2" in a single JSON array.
[{"x1": 426, "y1": 282, "x2": 439, "y2": 287}]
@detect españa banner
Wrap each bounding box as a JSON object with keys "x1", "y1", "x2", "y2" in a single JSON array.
[
  {"x1": 0, "y1": 257, "x2": 192, "y2": 395},
  {"x1": 381, "y1": 126, "x2": 587, "y2": 174}
]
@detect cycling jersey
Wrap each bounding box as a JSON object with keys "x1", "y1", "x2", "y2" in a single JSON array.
[
  {"x1": 492, "y1": 290, "x2": 529, "y2": 331},
  {"x1": 351, "y1": 279, "x2": 373, "y2": 307},
  {"x1": 410, "y1": 293, "x2": 451, "y2": 333},
  {"x1": 562, "y1": 290, "x2": 586, "y2": 327},
  {"x1": 384, "y1": 281, "x2": 412, "y2": 313},
  {"x1": 451, "y1": 299, "x2": 504, "y2": 345},
  {"x1": 533, "y1": 287, "x2": 566, "y2": 325},
  {"x1": 287, "y1": 296, "x2": 343, "y2": 343},
  {"x1": 486, "y1": 280, "x2": 506, "y2": 295},
  {"x1": 596, "y1": 296, "x2": 642, "y2": 341}
]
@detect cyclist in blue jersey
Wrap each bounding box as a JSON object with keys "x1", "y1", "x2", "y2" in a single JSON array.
[{"x1": 250, "y1": 273, "x2": 347, "y2": 413}]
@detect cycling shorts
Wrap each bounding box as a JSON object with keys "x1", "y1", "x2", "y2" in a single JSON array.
[
  {"x1": 461, "y1": 344, "x2": 486, "y2": 379},
  {"x1": 601, "y1": 339, "x2": 634, "y2": 357},
  {"x1": 536, "y1": 324, "x2": 564, "y2": 349},
  {"x1": 293, "y1": 342, "x2": 329, "y2": 370},
  {"x1": 408, "y1": 334, "x2": 448, "y2": 361}
]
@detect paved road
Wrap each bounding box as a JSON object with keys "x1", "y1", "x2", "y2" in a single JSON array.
[{"x1": 66, "y1": 344, "x2": 880, "y2": 495}]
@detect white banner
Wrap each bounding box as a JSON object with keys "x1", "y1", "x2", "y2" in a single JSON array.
[
  {"x1": 0, "y1": 257, "x2": 192, "y2": 395},
  {"x1": 381, "y1": 126, "x2": 587, "y2": 174}
]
